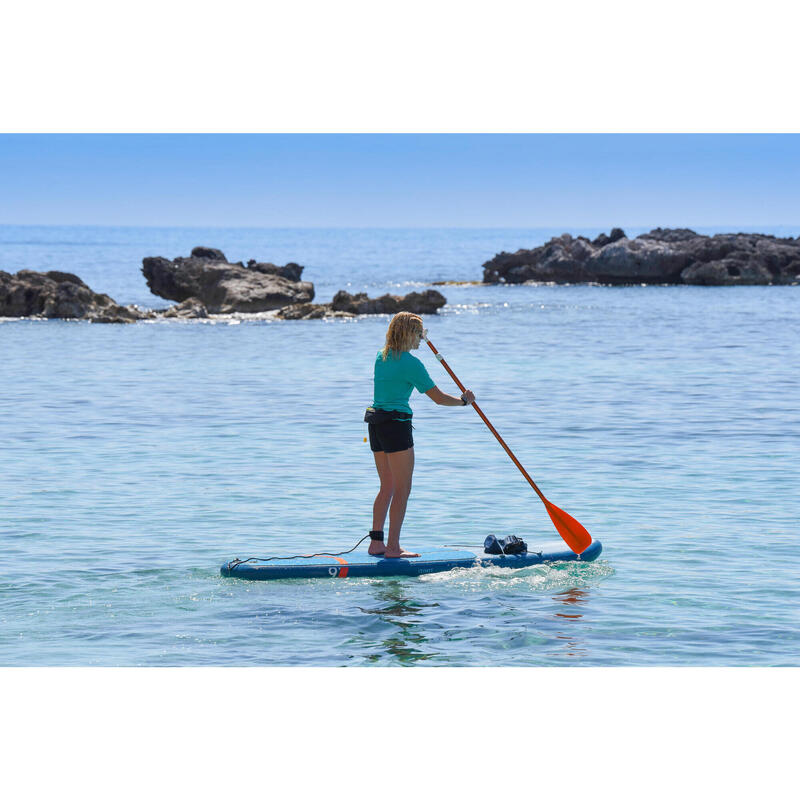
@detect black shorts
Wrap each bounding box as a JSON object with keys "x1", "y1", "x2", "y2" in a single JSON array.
[{"x1": 368, "y1": 420, "x2": 414, "y2": 453}]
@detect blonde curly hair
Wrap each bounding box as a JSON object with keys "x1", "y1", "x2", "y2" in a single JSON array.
[{"x1": 381, "y1": 312, "x2": 424, "y2": 360}]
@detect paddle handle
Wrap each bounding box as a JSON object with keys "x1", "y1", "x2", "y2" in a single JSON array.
[{"x1": 423, "y1": 337, "x2": 547, "y2": 504}]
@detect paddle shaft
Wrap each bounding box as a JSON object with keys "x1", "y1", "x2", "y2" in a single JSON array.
[{"x1": 424, "y1": 337, "x2": 547, "y2": 504}]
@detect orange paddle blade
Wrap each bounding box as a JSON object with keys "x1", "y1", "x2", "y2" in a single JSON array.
[{"x1": 544, "y1": 500, "x2": 592, "y2": 555}]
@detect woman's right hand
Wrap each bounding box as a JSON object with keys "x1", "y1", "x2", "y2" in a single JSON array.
[{"x1": 461, "y1": 390, "x2": 475, "y2": 405}]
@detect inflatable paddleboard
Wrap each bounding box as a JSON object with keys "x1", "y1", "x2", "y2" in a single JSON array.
[{"x1": 221, "y1": 540, "x2": 602, "y2": 581}]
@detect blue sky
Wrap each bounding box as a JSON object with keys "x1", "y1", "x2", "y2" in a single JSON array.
[{"x1": 1, "y1": 134, "x2": 798, "y2": 227}]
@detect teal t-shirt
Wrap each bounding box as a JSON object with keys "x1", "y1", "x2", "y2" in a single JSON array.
[{"x1": 373, "y1": 350, "x2": 436, "y2": 415}]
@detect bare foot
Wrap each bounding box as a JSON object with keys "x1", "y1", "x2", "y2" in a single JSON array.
[
  {"x1": 368, "y1": 542, "x2": 386, "y2": 556},
  {"x1": 383, "y1": 548, "x2": 420, "y2": 558}
]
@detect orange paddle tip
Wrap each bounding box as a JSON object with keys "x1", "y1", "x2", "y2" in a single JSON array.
[{"x1": 544, "y1": 500, "x2": 592, "y2": 555}]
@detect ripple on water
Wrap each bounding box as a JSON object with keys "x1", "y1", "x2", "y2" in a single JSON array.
[
  {"x1": 419, "y1": 560, "x2": 615, "y2": 592},
  {"x1": 2, "y1": 227, "x2": 800, "y2": 666}
]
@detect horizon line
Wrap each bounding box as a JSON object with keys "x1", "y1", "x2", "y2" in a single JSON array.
[{"x1": 0, "y1": 222, "x2": 798, "y2": 232}]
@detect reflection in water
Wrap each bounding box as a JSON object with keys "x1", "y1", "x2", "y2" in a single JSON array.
[
  {"x1": 358, "y1": 581, "x2": 439, "y2": 664},
  {"x1": 551, "y1": 588, "x2": 591, "y2": 658},
  {"x1": 553, "y1": 588, "x2": 589, "y2": 619},
  {"x1": 355, "y1": 581, "x2": 597, "y2": 664}
]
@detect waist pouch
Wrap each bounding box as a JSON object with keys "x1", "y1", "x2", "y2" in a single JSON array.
[{"x1": 364, "y1": 406, "x2": 413, "y2": 424}]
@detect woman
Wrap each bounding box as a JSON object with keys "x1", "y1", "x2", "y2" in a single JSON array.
[{"x1": 365, "y1": 312, "x2": 475, "y2": 558}]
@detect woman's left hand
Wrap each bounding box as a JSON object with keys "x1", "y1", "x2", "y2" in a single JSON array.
[{"x1": 461, "y1": 390, "x2": 475, "y2": 405}]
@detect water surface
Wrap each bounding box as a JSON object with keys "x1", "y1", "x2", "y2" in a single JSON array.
[{"x1": 2, "y1": 226, "x2": 798, "y2": 665}]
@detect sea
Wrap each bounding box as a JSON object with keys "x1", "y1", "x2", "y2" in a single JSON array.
[{"x1": 1, "y1": 224, "x2": 798, "y2": 666}]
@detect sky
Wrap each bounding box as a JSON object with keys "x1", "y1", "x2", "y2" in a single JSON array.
[{"x1": 1, "y1": 134, "x2": 799, "y2": 228}]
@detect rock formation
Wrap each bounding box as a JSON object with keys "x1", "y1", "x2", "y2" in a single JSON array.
[
  {"x1": 482, "y1": 229, "x2": 800, "y2": 286},
  {"x1": 0, "y1": 270, "x2": 145, "y2": 323},
  {"x1": 142, "y1": 246, "x2": 314, "y2": 313},
  {"x1": 159, "y1": 298, "x2": 209, "y2": 319},
  {"x1": 276, "y1": 289, "x2": 447, "y2": 320},
  {"x1": 246, "y1": 260, "x2": 305, "y2": 282}
]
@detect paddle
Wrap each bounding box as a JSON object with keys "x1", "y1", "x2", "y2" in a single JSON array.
[{"x1": 422, "y1": 331, "x2": 592, "y2": 555}]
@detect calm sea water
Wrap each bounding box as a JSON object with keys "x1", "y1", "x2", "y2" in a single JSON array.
[{"x1": 1, "y1": 225, "x2": 798, "y2": 666}]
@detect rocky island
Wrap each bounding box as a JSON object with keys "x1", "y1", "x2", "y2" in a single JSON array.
[
  {"x1": 0, "y1": 269, "x2": 145, "y2": 323},
  {"x1": 0, "y1": 246, "x2": 448, "y2": 322},
  {"x1": 142, "y1": 246, "x2": 315, "y2": 313},
  {"x1": 482, "y1": 228, "x2": 800, "y2": 286}
]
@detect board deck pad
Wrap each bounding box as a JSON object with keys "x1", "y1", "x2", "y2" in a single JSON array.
[{"x1": 221, "y1": 540, "x2": 602, "y2": 580}]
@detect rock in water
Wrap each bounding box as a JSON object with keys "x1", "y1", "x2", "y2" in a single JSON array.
[
  {"x1": 190, "y1": 246, "x2": 228, "y2": 261},
  {"x1": 0, "y1": 270, "x2": 143, "y2": 323},
  {"x1": 246, "y1": 260, "x2": 305, "y2": 282},
  {"x1": 141, "y1": 248, "x2": 314, "y2": 313},
  {"x1": 331, "y1": 289, "x2": 446, "y2": 315},
  {"x1": 482, "y1": 229, "x2": 800, "y2": 285},
  {"x1": 275, "y1": 289, "x2": 447, "y2": 320},
  {"x1": 160, "y1": 298, "x2": 209, "y2": 319},
  {"x1": 276, "y1": 303, "x2": 352, "y2": 320}
]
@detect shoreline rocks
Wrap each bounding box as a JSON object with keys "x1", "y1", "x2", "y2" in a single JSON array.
[
  {"x1": 276, "y1": 289, "x2": 447, "y2": 320},
  {"x1": 482, "y1": 228, "x2": 800, "y2": 286},
  {"x1": 142, "y1": 246, "x2": 314, "y2": 313}
]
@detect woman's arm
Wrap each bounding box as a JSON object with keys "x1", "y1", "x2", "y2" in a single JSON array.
[{"x1": 425, "y1": 386, "x2": 475, "y2": 406}]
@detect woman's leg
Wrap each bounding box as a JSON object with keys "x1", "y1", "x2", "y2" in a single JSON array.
[
  {"x1": 370, "y1": 451, "x2": 393, "y2": 555},
  {"x1": 384, "y1": 447, "x2": 419, "y2": 558}
]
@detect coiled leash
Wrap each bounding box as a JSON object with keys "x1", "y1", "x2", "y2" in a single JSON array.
[
  {"x1": 226, "y1": 531, "x2": 384, "y2": 571},
  {"x1": 226, "y1": 533, "x2": 541, "y2": 572}
]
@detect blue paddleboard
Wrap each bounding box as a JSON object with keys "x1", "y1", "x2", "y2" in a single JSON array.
[{"x1": 220, "y1": 540, "x2": 602, "y2": 581}]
